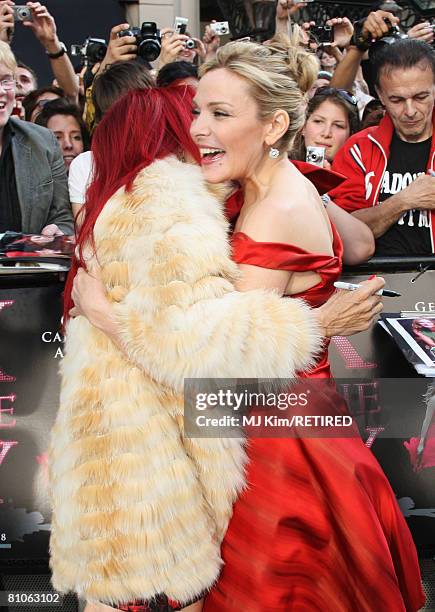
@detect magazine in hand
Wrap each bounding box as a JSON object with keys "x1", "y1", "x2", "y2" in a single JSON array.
[
  {"x1": 379, "y1": 313, "x2": 435, "y2": 377},
  {"x1": 0, "y1": 232, "x2": 74, "y2": 273}
]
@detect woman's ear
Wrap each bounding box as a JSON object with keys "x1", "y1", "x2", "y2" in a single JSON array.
[{"x1": 265, "y1": 109, "x2": 289, "y2": 147}]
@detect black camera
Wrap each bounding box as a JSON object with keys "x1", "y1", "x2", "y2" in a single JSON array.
[
  {"x1": 310, "y1": 25, "x2": 333, "y2": 45},
  {"x1": 71, "y1": 38, "x2": 108, "y2": 64},
  {"x1": 119, "y1": 22, "x2": 161, "y2": 62},
  {"x1": 368, "y1": 18, "x2": 408, "y2": 59}
]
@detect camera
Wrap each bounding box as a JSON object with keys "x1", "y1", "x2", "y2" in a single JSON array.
[
  {"x1": 310, "y1": 25, "x2": 333, "y2": 45},
  {"x1": 12, "y1": 5, "x2": 32, "y2": 22},
  {"x1": 174, "y1": 16, "x2": 188, "y2": 35},
  {"x1": 306, "y1": 146, "x2": 325, "y2": 167},
  {"x1": 185, "y1": 38, "x2": 197, "y2": 49},
  {"x1": 174, "y1": 17, "x2": 196, "y2": 49},
  {"x1": 71, "y1": 38, "x2": 108, "y2": 64},
  {"x1": 210, "y1": 21, "x2": 230, "y2": 36},
  {"x1": 368, "y1": 18, "x2": 407, "y2": 60},
  {"x1": 119, "y1": 22, "x2": 161, "y2": 62}
]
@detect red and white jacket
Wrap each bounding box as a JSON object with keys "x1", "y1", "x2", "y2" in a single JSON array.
[{"x1": 329, "y1": 111, "x2": 435, "y2": 253}]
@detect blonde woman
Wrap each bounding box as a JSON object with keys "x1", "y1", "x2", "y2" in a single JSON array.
[{"x1": 187, "y1": 38, "x2": 425, "y2": 612}]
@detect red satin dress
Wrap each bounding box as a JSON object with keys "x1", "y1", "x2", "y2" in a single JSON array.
[{"x1": 203, "y1": 193, "x2": 425, "y2": 612}]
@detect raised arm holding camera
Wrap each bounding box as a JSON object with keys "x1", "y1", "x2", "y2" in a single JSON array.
[{"x1": 2, "y1": 1, "x2": 79, "y2": 104}]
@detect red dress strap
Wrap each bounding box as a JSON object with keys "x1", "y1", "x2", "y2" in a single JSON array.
[{"x1": 231, "y1": 226, "x2": 343, "y2": 309}]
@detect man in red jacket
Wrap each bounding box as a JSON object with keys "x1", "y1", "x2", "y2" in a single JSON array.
[{"x1": 329, "y1": 38, "x2": 435, "y2": 256}]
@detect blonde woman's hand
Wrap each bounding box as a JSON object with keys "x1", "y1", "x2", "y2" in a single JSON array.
[{"x1": 315, "y1": 276, "x2": 385, "y2": 337}]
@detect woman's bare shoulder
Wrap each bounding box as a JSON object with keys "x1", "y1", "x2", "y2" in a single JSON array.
[{"x1": 243, "y1": 174, "x2": 332, "y2": 252}]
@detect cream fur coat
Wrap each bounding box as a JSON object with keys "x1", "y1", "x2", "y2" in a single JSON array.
[{"x1": 48, "y1": 157, "x2": 322, "y2": 606}]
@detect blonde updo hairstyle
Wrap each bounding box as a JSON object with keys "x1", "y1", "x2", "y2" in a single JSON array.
[{"x1": 199, "y1": 29, "x2": 319, "y2": 154}]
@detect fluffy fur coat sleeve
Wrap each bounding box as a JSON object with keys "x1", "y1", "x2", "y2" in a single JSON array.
[{"x1": 48, "y1": 157, "x2": 322, "y2": 607}]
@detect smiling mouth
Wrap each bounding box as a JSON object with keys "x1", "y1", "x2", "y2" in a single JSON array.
[
  {"x1": 200, "y1": 148, "x2": 226, "y2": 163},
  {"x1": 0, "y1": 102, "x2": 7, "y2": 110}
]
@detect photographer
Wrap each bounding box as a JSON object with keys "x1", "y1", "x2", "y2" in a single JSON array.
[
  {"x1": 96, "y1": 23, "x2": 139, "y2": 75},
  {"x1": 329, "y1": 9, "x2": 400, "y2": 95},
  {"x1": 159, "y1": 27, "x2": 205, "y2": 69},
  {"x1": 1, "y1": 1, "x2": 78, "y2": 105},
  {"x1": 329, "y1": 37, "x2": 435, "y2": 257}
]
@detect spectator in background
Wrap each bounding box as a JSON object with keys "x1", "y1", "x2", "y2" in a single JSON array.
[
  {"x1": 292, "y1": 87, "x2": 372, "y2": 263},
  {"x1": 35, "y1": 99, "x2": 89, "y2": 173},
  {"x1": 0, "y1": 41, "x2": 73, "y2": 235},
  {"x1": 318, "y1": 48, "x2": 337, "y2": 73},
  {"x1": 329, "y1": 38, "x2": 435, "y2": 257},
  {"x1": 294, "y1": 87, "x2": 360, "y2": 165},
  {"x1": 22, "y1": 85, "x2": 63, "y2": 121},
  {"x1": 156, "y1": 60, "x2": 198, "y2": 88},
  {"x1": 69, "y1": 60, "x2": 154, "y2": 219},
  {"x1": 159, "y1": 27, "x2": 206, "y2": 69},
  {"x1": 15, "y1": 60, "x2": 37, "y2": 100},
  {"x1": 361, "y1": 98, "x2": 385, "y2": 129},
  {"x1": 307, "y1": 69, "x2": 332, "y2": 98}
]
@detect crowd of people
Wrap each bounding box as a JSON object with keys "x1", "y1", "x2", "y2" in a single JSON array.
[
  {"x1": 1, "y1": 0, "x2": 434, "y2": 611},
  {"x1": 1, "y1": 1, "x2": 434, "y2": 257}
]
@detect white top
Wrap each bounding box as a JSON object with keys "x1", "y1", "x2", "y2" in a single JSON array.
[{"x1": 68, "y1": 150, "x2": 93, "y2": 205}]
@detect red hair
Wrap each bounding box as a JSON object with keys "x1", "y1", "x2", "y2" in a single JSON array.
[{"x1": 63, "y1": 84, "x2": 201, "y2": 323}]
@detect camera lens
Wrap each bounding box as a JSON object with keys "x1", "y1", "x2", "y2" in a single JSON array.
[
  {"x1": 138, "y1": 39, "x2": 161, "y2": 62},
  {"x1": 87, "y1": 42, "x2": 107, "y2": 63},
  {"x1": 185, "y1": 39, "x2": 196, "y2": 49}
]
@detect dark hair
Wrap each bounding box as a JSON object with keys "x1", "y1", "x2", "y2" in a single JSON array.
[
  {"x1": 16, "y1": 60, "x2": 38, "y2": 87},
  {"x1": 157, "y1": 61, "x2": 198, "y2": 87},
  {"x1": 374, "y1": 39, "x2": 435, "y2": 89},
  {"x1": 22, "y1": 86, "x2": 64, "y2": 121},
  {"x1": 92, "y1": 59, "x2": 155, "y2": 124},
  {"x1": 35, "y1": 99, "x2": 90, "y2": 151},
  {"x1": 292, "y1": 88, "x2": 360, "y2": 161}
]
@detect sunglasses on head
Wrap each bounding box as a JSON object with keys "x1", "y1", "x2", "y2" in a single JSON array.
[{"x1": 315, "y1": 87, "x2": 358, "y2": 107}]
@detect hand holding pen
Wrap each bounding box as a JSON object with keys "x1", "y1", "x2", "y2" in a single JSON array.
[
  {"x1": 334, "y1": 281, "x2": 400, "y2": 297},
  {"x1": 316, "y1": 276, "x2": 385, "y2": 337}
]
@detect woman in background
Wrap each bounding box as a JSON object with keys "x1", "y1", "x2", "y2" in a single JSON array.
[
  {"x1": 293, "y1": 86, "x2": 373, "y2": 263},
  {"x1": 293, "y1": 86, "x2": 360, "y2": 166},
  {"x1": 36, "y1": 99, "x2": 89, "y2": 174}
]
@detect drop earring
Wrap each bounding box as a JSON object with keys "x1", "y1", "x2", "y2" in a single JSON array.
[{"x1": 269, "y1": 147, "x2": 280, "y2": 159}]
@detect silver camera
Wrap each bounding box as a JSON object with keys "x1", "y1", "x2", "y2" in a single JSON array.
[
  {"x1": 210, "y1": 21, "x2": 230, "y2": 36},
  {"x1": 306, "y1": 146, "x2": 325, "y2": 167},
  {"x1": 174, "y1": 16, "x2": 188, "y2": 35},
  {"x1": 13, "y1": 5, "x2": 33, "y2": 22}
]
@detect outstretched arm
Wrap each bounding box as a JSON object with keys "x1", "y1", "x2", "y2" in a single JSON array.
[{"x1": 24, "y1": 2, "x2": 79, "y2": 104}]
